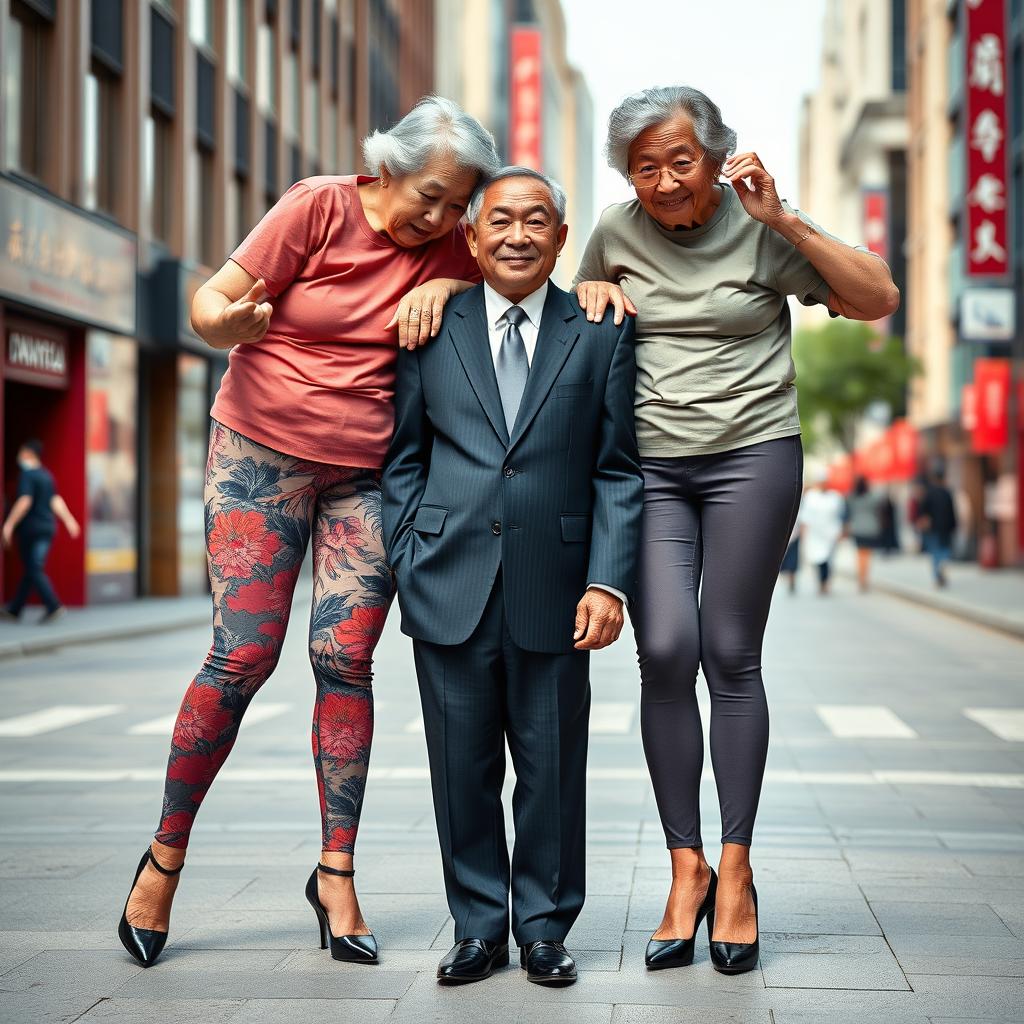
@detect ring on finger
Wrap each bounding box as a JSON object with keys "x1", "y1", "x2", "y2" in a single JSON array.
[{"x1": 409, "y1": 307, "x2": 421, "y2": 317}]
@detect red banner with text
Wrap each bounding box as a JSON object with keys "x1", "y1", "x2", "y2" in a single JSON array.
[{"x1": 509, "y1": 27, "x2": 542, "y2": 170}]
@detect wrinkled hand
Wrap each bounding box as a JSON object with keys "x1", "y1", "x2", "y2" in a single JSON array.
[
  {"x1": 722, "y1": 152, "x2": 785, "y2": 227},
  {"x1": 387, "y1": 279, "x2": 458, "y2": 350},
  {"x1": 575, "y1": 281, "x2": 637, "y2": 326},
  {"x1": 573, "y1": 588, "x2": 625, "y2": 651},
  {"x1": 213, "y1": 278, "x2": 273, "y2": 346}
]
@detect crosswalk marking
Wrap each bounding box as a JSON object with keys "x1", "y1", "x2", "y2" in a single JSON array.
[
  {"x1": 964, "y1": 708, "x2": 1024, "y2": 742},
  {"x1": 815, "y1": 704, "x2": 918, "y2": 739},
  {"x1": 127, "y1": 702, "x2": 293, "y2": 736},
  {"x1": 0, "y1": 705, "x2": 125, "y2": 737}
]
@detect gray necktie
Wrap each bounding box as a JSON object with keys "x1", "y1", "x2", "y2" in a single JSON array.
[{"x1": 495, "y1": 305, "x2": 530, "y2": 434}]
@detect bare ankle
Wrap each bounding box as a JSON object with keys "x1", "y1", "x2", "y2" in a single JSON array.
[{"x1": 668, "y1": 846, "x2": 709, "y2": 879}]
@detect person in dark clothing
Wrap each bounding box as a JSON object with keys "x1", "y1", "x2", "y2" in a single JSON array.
[
  {"x1": 915, "y1": 467, "x2": 957, "y2": 588},
  {"x1": 878, "y1": 489, "x2": 899, "y2": 555},
  {"x1": 1, "y1": 440, "x2": 80, "y2": 623}
]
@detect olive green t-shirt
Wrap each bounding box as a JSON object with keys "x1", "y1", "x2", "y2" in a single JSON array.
[{"x1": 573, "y1": 185, "x2": 845, "y2": 457}]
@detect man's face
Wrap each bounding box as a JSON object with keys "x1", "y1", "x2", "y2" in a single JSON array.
[{"x1": 466, "y1": 176, "x2": 568, "y2": 302}]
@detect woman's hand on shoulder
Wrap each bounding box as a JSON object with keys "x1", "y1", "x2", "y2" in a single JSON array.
[
  {"x1": 388, "y1": 279, "x2": 474, "y2": 350},
  {"x1": 722, "y1": 152, "x2": 785, "y2": 228},
  {"x1": 575, "y1": 281, "x2": 637, "y2": 326}
]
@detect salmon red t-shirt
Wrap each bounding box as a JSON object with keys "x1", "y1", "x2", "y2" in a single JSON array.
[{"x1": 211, "y1": 175, "x2": 481, "y2": 467}]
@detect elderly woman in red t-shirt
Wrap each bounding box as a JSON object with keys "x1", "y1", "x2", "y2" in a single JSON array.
[{"x1": 118, "y1": 97, "x2": 498, "y2": 969}]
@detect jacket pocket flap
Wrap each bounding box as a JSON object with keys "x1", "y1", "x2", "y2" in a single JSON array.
[
  {"x1": 560, "y1": 513, "x2": 591, "y2": 543},
  {"x1": 413, "y1": 506, "x2": 448, "y2": 535},
  {"x1": 554, "y1": 381, "x2": 593, "y2": 398}
]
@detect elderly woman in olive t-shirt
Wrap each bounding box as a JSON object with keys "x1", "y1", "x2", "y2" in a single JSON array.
[{"x1": 574, "y1": 86, "x2": 898, "y2": 975}]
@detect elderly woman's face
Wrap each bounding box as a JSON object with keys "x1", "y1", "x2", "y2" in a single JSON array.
[
  {"x1": 380, "y1": 155, "x2": 480, "y2": 247},
  {"x1": 627, "y1": 113, "x2": 719, "y2": 229}
]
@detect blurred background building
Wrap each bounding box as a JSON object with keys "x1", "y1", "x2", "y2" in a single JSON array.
[
  {"x1": 799, "y1": 0, "x2": 1021, "y2": 568},
  {"x1": 0, "y1": 0, "x2": 593, "y2": 606}
]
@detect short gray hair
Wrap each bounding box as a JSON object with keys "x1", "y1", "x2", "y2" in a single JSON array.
[
  {"x1": 605, "y1": 86, "x2": 737, "y2": 178},
  {"x1": 362, "y1": 95, "x2": 500, "y2": 181},
  {"x1": 466, "y1": 166, "x2": 568, "y2": 225}
]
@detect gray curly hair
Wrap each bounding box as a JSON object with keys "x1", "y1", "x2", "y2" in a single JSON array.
[
  {"x1": 362, "y1": 95, "x2": 500, "y2": 181},
  {"x1": 605, "y1": 86, "x2": 737, "y2": 179}
]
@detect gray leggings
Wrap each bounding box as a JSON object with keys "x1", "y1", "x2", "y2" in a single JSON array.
[{"x1": 633, "y1": 436, "x2": 803, "y2": 848}]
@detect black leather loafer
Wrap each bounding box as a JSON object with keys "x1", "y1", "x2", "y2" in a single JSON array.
[
  {"x1": 520, "y1": 940, "x2": 577, "y2": 985},
  {"x1": 437, "y1": 938, "x2": 509, "y2": 984}
]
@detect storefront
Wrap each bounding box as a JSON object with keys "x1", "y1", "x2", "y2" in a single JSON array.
[{"x1": 0, "y1": 175, "x2": 138, "y2": 606}]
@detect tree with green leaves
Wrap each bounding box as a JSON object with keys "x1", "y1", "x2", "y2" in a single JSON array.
[{"x1": 792, "y1": 319, "x2": 920, "y2": 453}]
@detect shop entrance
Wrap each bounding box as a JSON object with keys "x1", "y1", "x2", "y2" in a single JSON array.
[{"x1": 1, "y1": 318, "x2": 86, "y2": 607}]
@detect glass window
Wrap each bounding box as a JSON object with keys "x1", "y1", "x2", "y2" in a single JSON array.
[
  {"x1": 284, "y1": 50, "x2": 300, "y2": 139},
  {"x1": 86, "y1": 331, "x2": 138, "y2": 604},
  {"x1": 227, "y1": 173, "x2": 250, "y2": 247},
  {"x1": 83, "y1": 67, "x2": 120, "y2": 214},
  {"x1": 326, "y1": 98, "x2": 338, "y2": 171},
  {"x1": 144, "y1": 112, "x2": 174, "y2": 242},
  {"x1": 177, "y1": 354, "x2": 208, "y2": 595},
  {"x1": 189, "y1": 0, "x2": 213, "y2": 49},
  {"x1": 192, "y1": 147, "x2": 217, "y2": 266},
  {"x1": 227, "y1": 0, "x2": 248, "y2": 83},
  {"x1": 307, "y1": 79, "x2": 320, "y2": 158},
  {"x1": 5, "y1": 4, "x2": 50, "y2": 178},
  {"x1": 257, "y1": 22, "x2": 277, "y2": 114}
]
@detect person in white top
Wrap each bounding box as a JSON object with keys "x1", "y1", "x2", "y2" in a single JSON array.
[{"x1": 798, "y1": 471, "x2": 847, "y2": 595}]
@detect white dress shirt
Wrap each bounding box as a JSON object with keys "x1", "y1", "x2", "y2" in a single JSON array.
[{"x1": 482, "y1": 280, "x2": 628, "y2": 611}]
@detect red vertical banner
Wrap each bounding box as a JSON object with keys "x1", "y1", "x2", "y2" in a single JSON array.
[
  {"x1": 862, "y1": 189, "x2": 889, "y2": 262},
  {"x1": 964, "y1": 0, "x2": 1011, "y2": 279},
  {"x1": 509, "y1": 27, "x2": 542, "y2": 170},
  {"x1": 972, "y1": 358, "x2": 1010, "y2": 453}
]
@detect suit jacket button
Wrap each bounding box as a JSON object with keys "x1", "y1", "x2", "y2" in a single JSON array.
[
  {"x1": 504, "y1": 467, "x2": 516, "y2": 477},
  {"x1": 491, "y1": 521, "x2": 502, "y2": 535}
]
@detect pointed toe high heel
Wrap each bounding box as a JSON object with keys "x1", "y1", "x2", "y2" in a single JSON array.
[
  {"x1": 645, "y1": 868, "x2": 718, "y2": 970},
  {"x1": 305, "y1": 863, "x2": 378, "y2": 964},
  {"x1": 709, "y1": 882, "x2": 760, "y2": 975},
  {"x1": 117, "y1": 847, "x2": 184, "y2": 968}
]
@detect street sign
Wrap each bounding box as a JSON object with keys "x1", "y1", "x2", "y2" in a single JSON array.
[{"x1": 960, "y1": 286, "x2": 1015, "y2": 341}]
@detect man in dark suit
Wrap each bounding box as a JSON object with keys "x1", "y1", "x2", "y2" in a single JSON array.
[{"x1": 382, "y1": 167, "x2": 642, "y2": 986}]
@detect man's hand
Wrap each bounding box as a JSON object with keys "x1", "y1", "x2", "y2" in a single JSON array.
[
  {"x1": 573, "y1": 588, "x2": 624, "y2": 651},
  {"x1": 1, "y1": 522, "x2": 13, "y2": 549}
]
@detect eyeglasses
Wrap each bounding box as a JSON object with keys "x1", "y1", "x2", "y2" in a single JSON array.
[{"x1": 627, "y1": 150, "x2": 707, "y2": 190}]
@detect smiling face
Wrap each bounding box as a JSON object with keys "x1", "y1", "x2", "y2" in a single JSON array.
[
  {"x1": 627, "y1": 112, "x2": 720, "y2": 229},
  {"x1": 378, "y1": 153, "x2": 481, "y2": 248},
  {"x1": 465, "y1": 176, "x2": 568, "y2": 302}
]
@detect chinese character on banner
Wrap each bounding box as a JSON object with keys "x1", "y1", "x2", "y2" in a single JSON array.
[
  {"x1": 964, "y1": 1, "x2": 1011, "y2": 280},
  {"x1": 971, "y1": 358, "x2": 1010, "y2": 454},
  {"x1": 509, "y1": 27, "x2": 542, "y2": 170}
]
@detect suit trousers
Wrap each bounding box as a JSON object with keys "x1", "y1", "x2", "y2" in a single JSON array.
[{"x1": 412, "y1": 571, "x2": 590, "y2": 946}]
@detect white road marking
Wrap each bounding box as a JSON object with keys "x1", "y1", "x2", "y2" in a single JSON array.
[
  {"x1": 403, "y1": 715, "x2": 424, "y2": 734},
  {"x1": 0, "y1": 767, "x2": 1020, "y2": 788},
  {"x1": 591, "y1": 702, "x2": 636, "y2": 734},
  {"x1": 127, "y1": 702, "x2": 293, "y2": 736},
  {"x1": 816, "y1": 704, "x2": 918, "y2": 739},
  {"x1": 964, "y1": 708, "x2": 1024, "y2": 742},
  {"x1": 0, "y1": 705, "x2": 125, "y2": 737}
]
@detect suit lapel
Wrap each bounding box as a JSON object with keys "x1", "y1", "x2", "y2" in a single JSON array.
[
  {"x1": 448, "y1": 286, "x2": 509, "y2": 446},
  {"x1": 508, "y1": 285, "x2": 581, "y2": 450}
]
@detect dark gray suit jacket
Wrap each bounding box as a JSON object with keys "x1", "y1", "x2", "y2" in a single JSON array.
[{"x1": 382, "y1": 282, "x2": 643, "y2": 653}]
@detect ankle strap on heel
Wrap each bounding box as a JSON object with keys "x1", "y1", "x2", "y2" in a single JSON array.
[
  {"x1": 146, "y1": 849, "x2": 184, "y2": 877},
  {"x1": 317, "y1": 862, "x2": 355, "y2": 878}
]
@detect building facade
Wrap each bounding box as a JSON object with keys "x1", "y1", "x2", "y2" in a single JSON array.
[{"x1": 1, "y1": 0, "x2": 436, "y2": 605}]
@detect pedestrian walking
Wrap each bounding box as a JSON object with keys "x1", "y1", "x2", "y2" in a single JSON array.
[
  {"x1": 779, "y1": 519, "x2": 801, "y2": 594},
  {"x1": 847, "y1": 475, "x2": 882, "y2": 591},
  {"x1": 916, "y1": 465, "x2": 958, "y2": 588},
  {"x1": 878, "y1": 488, "x2": 899, "y2": 555},
  {"x1": 568, "y1": 84, "x2": 898, "y2": 975},
  {"x1": 799, "y1": 473, "x2": 846, "y2": 596},
  {"x1": 1, "y1": 439, "x2": 80, "y2": 624},
  {"x1": 117, "y1": 96, "x2": 500, "y2": 970}
]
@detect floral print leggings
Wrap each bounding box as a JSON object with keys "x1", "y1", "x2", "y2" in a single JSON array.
[{"x1": 155, "y1": 422, "x2": 393, "y2": 853}]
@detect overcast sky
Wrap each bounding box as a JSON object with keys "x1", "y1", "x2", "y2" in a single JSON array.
[{"x1": 559, "y1": 0, "x2": 828, "y2": 216}]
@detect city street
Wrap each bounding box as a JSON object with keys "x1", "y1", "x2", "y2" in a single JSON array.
[{"x1": 1, "y1": 568, "x2": 1023, "y2": 1024}]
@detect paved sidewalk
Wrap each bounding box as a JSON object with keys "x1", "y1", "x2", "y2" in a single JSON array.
[{"x1": 834, "y1": 546, "x2": 1024, "y2": 639}]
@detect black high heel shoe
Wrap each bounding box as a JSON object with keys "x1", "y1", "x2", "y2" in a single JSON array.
[
  {"x1": 117, "y1": 847, "x2": 183, "y2": 968},
  {"x1": 305, "y1": 863, "x2": 378, "y2": 964},
  {"x1": 709, "y1": 882, "x2": 760, "y2": 974},
  {"x1": 645, "y1": 867, "x2": 718, "y2": 970}
]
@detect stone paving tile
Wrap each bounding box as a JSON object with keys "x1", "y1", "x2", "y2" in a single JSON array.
[
  {"x1": 0, "y1": 947, "x2": 37, "y2": 975},
  {"x1": 1, "y1": 949, "x2": 144, "y2": 996},
  {"x1": 112, "y1": 967, "x2": 416, "y2": 1000},
  {"x1": 886, "y1": 933, "x2": 1024, "y2": 977},
  {"x1": 0, "y1": 991, "x2": 109, "y2": 1024},
  {"x1": 759, "y1": 933, "x2": 910, "y2": 990},
  {"x1": 228, "y1": 998, "x2": 397, "y2": 1023},
  {"x1": 905, "y1": 975, "x2": 1024, "y2": 1018},
  {"x1": 390, "y1": 999, "x2": 615, "y2": 1023},
  {"x1": 870, "y1": 901, "x2": 1015, "y2": 937},
  {"x1": 611, "y1": 1008, "x2": 772, "y2": 1024},
  {"x1": 78, "y1": 997, "x2": 246, "y2": 1023}
]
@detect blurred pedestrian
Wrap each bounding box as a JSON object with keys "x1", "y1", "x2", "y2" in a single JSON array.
[
  {"x1": 878, "y1": 488, "x2": 899, "y2": 555},
  {"x1": 118, "y1": 96, "x2": 500, "y2": 970},
  {"x1": 779, "y1": 519, "x2": 800, "y2": 594},
  {"x1": 799, "y1": 472, "x2": 846, "y2": 596},
  {"x1": 916, "y1": 466, "x2": 957, "y2": 588},
  {"x1": 1, "y1": 439, "x2": 80, "y2": 624},
  {"x1": 846, "y1": 475, "x2": 882, "y2": 592},
  {"x1": 567, "y1": 84, "x2": 899, "y2": 975}
]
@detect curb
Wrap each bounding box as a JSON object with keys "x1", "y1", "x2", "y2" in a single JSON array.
[
  {"x1": 840, "y1": 572, "x2": 1024, "y2": 641},
  {"x1": 0, "y1": 610, "x2": 212, "y2": 661}
]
